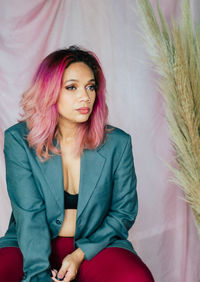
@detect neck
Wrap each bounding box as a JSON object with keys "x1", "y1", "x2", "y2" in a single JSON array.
[{"x1": 57, "y1": 117, "x2": 78, "y2": 144}]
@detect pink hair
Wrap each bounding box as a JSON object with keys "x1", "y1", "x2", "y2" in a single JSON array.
[{"x1": 19, "y1": 47, "x2": 110, "y2": 161}]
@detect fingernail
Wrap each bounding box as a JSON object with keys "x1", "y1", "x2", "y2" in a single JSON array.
[{"x1": 56, "y1": 274, "x2": 63, "y2": 281}]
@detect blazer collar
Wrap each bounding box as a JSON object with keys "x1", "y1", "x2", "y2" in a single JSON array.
[{"x1": 37, "y1": 146, "x2": 106, "y2": 220}]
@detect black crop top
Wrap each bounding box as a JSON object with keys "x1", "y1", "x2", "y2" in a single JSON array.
[{"x1": 64, "y1": 190, "x2": 79, "y2": 209}]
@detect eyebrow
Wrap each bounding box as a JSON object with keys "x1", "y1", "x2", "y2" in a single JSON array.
[{"x1": 64, "y1": 79, "x2": 95, "y2": 84}]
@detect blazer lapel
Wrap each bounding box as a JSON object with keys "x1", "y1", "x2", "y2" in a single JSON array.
[
  {"x1": 37, "y1": 146, "x2": 106, "y2": 218},
  {"x1": 77, "y1": 149, "x2": 106, "y2": 220},
  {"x1": 37, "y1": 153, "x2": 64, "y2": 211}
]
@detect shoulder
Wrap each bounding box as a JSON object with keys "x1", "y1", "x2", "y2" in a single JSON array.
[
  {"x1": 105, "y1": 124, "x2": 131, "y2": 141},
  {"x1": 96, "y1": 124, "x2": 134, "y2": 169},
  {"x1": 97, "y1": 124, "x2": 132, "y2": 153},
  {"x1": 4, "y1": 121, "x2": 29, "y2": 149},
  {"x1": 5, "y1": 121, "x2": 29, "y2": 138}
]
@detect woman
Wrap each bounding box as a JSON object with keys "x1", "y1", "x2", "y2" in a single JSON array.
[{"x1": 0, "y1": 46, "x2": 154, "y2": 282}]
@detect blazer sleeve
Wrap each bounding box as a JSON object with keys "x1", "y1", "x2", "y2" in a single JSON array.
[
  {"x1": 75, "y1": 134, "x2": 138, "y2": 260},
  {"x1": 4, "y1": 131, "x2": 52, "y2": 282}
]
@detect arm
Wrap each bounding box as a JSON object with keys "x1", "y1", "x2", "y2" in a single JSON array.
[
  {"x1": 75, "y1": 134, "x2": 138, "y2": 260},
  {"x1": 4, "y1": 131, "x2": 52, "y2": 282}
]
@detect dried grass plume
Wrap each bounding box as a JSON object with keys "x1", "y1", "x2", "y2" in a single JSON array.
[{"x1": 137, "y1": 0, "x2": 200, "y2": 234}]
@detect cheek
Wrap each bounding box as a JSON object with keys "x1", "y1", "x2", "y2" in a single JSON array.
[
  {"x1": 57, "y1": 95, "x2": 73, "y2": 115},
  {"x1": 91, "y1": 94, "x2": 96, "y2": 106}
]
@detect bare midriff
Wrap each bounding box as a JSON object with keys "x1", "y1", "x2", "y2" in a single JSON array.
[
  {"x1": 58, "y1": 209, "x2": 77, "y2": 237},
  {"x1": 58, "y1": 141, "x2": 80, "y2": 237}
]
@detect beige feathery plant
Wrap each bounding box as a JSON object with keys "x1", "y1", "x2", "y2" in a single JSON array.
[{"x1": 137, "y1": 0, "x2": 200, "y2": 234}]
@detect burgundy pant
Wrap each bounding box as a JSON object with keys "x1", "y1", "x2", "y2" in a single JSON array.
[{"x1": 0, "y1": 237, "x2": 154, "y2": 282}]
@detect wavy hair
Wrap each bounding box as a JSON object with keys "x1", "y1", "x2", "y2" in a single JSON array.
[{"x1": 20, "y1": 46, "x2": 110, "y2": 161}]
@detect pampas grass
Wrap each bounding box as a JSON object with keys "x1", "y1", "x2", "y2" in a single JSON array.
[{"x1": 137, "y1": 0, "x2": 200, "y2": 233}]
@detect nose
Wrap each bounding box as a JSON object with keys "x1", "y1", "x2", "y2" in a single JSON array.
[{"x1": 79, "y1": 87, "x2": 90, "y2": 102}]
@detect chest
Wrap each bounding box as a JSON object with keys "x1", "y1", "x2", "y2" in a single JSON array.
[{"x1": 61, "y1": 149, "x2": 81, "y2": 194}]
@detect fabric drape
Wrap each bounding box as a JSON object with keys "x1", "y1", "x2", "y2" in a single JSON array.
[{"x1": 0, "y1": 0, "x2": 200, "y2": 281}]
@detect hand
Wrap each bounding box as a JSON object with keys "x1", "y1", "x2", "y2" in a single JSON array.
[{"x1": 51, "y1": 248, "x2": 85, "y2": 282}]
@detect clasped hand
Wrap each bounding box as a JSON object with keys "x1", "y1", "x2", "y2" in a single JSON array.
[{"x1": 51, "y1": 248, "x2": 84, "y2": 282}]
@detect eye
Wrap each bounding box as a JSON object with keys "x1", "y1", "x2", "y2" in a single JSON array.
[
  {"x1": 65, "y1": 85, "x2": 76, "y2": 90},
  {"x1": 87, "y1": 84, "x2": 96, "y2": 91}
]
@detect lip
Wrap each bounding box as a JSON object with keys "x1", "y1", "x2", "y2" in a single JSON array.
[
  {"x1": 76, "y1": 107, "x2": 90, "y2": 114},
  {"x1": 77, "y1": 107, "x2": 90, "y2": 110}
]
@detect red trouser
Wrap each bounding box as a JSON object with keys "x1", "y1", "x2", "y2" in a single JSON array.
[{"x1": 0, "y1": 237, "x2": 154, "y2": 282}]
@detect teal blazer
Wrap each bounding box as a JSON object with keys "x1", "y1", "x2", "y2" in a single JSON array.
[{"x1": 0, "y1": 121, "x2": 138, "y2": 282}]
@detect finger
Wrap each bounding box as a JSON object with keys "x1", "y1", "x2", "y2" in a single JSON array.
[
  {"x1": 52, "y1": 277, "x2": 63, "y2": 282},
  {"x1": 51, "y1": 269, "x2": 58, "y2": 278},
  {"x1": 64, "y1": 269, "x2": 76, "y2": 282},
  {"x1": 55, "y1": 274, "x2": 66, "y2": 281},
  {"x1": 57, "y1": 261, "x2": 70, "y2": 280},
  {"x1": 56, "y1": 272, "x2": 65, "y2": 280},
  {"x1": 51, "y1": 270, "x2": 63, "y2": 282},
  {"x1": 64, "y1": 273, "x2": 73, "y2": 282}
]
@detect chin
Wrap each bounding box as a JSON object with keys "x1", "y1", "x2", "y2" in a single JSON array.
[
  {"x1": 77, "y1": 115, "x2": 90, "y2": 122},
  {"x1": 73, "y1": 119, "x2": 87, "y2": 125}
]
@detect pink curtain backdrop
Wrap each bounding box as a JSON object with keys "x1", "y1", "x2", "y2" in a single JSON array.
[{"x1": 0, "y1": 0, "x2": 200, "y2": 281}]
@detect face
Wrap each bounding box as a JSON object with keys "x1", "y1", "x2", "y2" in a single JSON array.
[{"x1": 57, "y1": 62, "x2": 96, "y2": 127}]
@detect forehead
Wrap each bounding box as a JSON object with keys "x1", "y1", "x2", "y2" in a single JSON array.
[{"x1": 62, "y1": 62, "x2": 94, "y2": 81}]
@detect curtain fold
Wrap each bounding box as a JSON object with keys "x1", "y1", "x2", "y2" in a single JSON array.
[{"x1": 0, "y1": 0, "x2": 199, "y2": 281}]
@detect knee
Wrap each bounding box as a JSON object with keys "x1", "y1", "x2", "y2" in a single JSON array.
[
  {"x1": 0, "y1": 248, "x2": 12, "y2": 273},
  {"x1": 110, "y1": 249, "x2": 154, "y2": 282},
  {"x1": 0, "y1": 247, "x2": 23, "y2": 282},
  {"x1": 132, "y1": 265, "x2": 154, "y2": 282},
  {"x1": 116, "y1": 266, "x2": 154, "y2": 282},
  {"x1": 128, "y1": 258, "x2": 154, "y2": 282}
]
